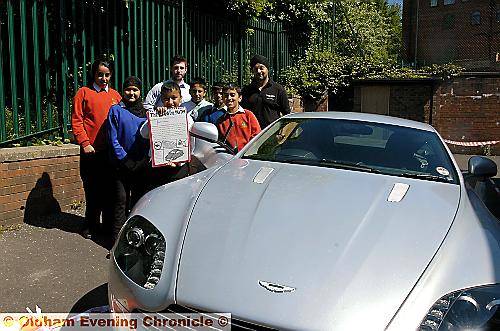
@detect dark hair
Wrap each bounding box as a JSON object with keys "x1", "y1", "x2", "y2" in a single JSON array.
[
  {"x1": 160, "y1": 81, "x2": 181, "y2": 98},
  {"x1": 88, "y1": 59, "x2": 113, "y2": 85},
  {"x1": 122, "y1": 76, "x2": 142, "y2": 91},
  {"x1": 190, "y1": 77, "x2": 207, "y2": 91},
  {"x1": 223, "y1": 83, "x2": 241, "y2": 95},
  {"x1": 171, "y1": 55, "x2": 188, "y2": 67},
  {"x1": 211, "y1": 81, "x2": 224, "y2": 90}
]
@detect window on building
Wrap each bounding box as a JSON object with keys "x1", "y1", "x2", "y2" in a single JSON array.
[
  {"x1": 444, "y1": 0, "x2": 455, "y2": 5},
  {"x1": 471, "y1": 11, "x2": 481, "y2": 25},
  {"x1": 496, "y1": 9, "x2": 500, "y2": 22},
  {"x1": 443, "y1": 14, "x2": 455, "y2": 29},
  {"x1": 430, "y1": 0, "x2": 438, "y2": 7}
]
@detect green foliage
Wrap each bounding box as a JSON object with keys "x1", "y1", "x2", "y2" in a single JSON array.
[
  {"x1": 224, "y1": 0, "x2": 406, "y2": 101},
  {"x1": 419, "y1": 63, "x2": 464, "y2": 80},
  {"x1": 220, "y1": 69, "x2": 240, "y2": 85},
  {"x1": 225, "y1": 0, "x2": 272, "y2": 17},
  {"x1": 225, "y1": 0, "x2": 402, "y2": 61},
  {"x1": 3, "y1": 103, "x2": 66, "y2": 147},
  {"x1": 283, "y1": 46, "x2": 464, "y2": 101},
  {"x1": 331, "y1": 0, "x2": 402, "y2": 63},
  {"x1": 275, "y1": 0, "x2": 465, "y2": 101},
  {"x1": 31, "y1": 136, "x2": 70, "y2": 147},
  {"x1": 282, "y1": 49, "x2": 350, "y2": 100}
]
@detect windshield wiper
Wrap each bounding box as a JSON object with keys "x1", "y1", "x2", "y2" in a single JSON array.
[
  {"x1": 318, "y1": 159, "x2": 382, "y2": 173},
  {"x1": 398, "y1": 172, "x2": 451, "y2": 183},
  {"x1": 243, "y1": 154, "x2": 272, "y2": 161},
  {"x1": 278, "y1": 157, "x2": 381, "y2": 173},
  {"x1": 216, "y1": 140, "x2": 237, "y2": 155}
]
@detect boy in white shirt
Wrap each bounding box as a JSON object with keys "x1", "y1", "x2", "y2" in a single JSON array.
[{"x1": 181, "y1": 77, "x2": 213, "y2": 121}]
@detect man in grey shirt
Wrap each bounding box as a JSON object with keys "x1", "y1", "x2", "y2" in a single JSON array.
[{"x1": 144, "y1": 55, "x2": 191, "y2": 111}]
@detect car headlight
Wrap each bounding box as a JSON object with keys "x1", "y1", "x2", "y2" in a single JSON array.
[
  {"x1": 114, "y1": 215, "x2": 166, "y2": 290},
  {"x1": 419, "y1": 284, "x2": 500, "y2": 330}
]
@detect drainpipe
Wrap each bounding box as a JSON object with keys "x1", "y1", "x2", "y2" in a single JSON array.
[
  {"x1": 429, "y1": 80, "x2": 434, "y2": 125},
  {"x1": 489, "y1": 0, "x2": 494, "y2": 68},
  {"x1": 414, "y1": 0, "x2": 419, "y2": 68}
]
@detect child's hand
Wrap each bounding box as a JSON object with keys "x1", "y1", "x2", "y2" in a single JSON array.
[
  {"x1": 165, "y1": 161, "x2": 178, "y2": 167},
  {"x1": 83, "y1": 145, "x2": 95, "y2": 154}
]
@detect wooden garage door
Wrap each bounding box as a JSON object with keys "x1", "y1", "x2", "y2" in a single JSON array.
[{"x1": 361, "y1": 86, "x2": 390, "y2": 115}]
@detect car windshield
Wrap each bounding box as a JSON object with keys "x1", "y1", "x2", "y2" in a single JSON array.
[{"x1": 242, "y1": 118, "x2": 459, "y2": 184}]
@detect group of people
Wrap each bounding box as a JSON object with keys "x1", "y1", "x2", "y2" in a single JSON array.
[{"x1": 71, "y1": 54, "x2": 290, "y2": 247}]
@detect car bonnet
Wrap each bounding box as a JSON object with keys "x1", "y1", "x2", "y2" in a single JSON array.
[{"x1": 176, "y1": 158, "x2": 461, "y2": 330}]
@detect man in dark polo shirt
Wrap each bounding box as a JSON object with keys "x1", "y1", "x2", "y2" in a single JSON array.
[{"x1": 241, "y1": 54, "x2": 290, "y2": 129}]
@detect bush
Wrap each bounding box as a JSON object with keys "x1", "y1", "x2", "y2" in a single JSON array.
[{"x1": 282, "y1": 48, "x2": 464, "y2": 101}]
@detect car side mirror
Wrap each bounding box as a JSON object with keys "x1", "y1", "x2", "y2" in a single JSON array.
[
  {"x1": 468, "y1": 156, "x2": 497, "y2": 178},
  {"x1": 190, "y1": 122, "x2": 218, "y2": 143}
]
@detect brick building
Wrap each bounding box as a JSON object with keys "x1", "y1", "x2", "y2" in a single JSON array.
[
  {"x1": 351, "y1": 73, "x2": 500, "y2": 155},
  {"x1": 403, "y1": 0, "x2": 500, "y2": 71}
]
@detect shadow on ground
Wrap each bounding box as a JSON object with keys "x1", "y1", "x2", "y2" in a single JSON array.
[
  {"x1": 23, "y1": 172, "x2": 113, "y2": 249},
  {"x1": 23, "y1": 172, "x2": 84, "y2": 232}
]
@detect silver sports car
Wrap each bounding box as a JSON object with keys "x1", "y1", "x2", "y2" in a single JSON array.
[{"x1": 108, "y1": 112, "x2": 499, "y2": 330}]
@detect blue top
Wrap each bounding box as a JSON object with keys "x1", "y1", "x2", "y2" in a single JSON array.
[
  {"x1": 108, "y1": 103, "x2": 148, "y2": 162},
  {"x1": 201, "y1": 106, "x2": 226, "y2": 125}
]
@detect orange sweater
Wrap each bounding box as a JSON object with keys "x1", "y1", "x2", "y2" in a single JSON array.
[
  {"x1": 72, "y1": 86, "x2": 121, "y2": 151},
  {"x1": 217, "y1": 108, "x2": 261, "y2": 152}
]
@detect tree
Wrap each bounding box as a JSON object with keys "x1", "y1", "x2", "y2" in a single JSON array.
[{"x1": 205, "y1": 0, "x2": 407, "y2": 100}]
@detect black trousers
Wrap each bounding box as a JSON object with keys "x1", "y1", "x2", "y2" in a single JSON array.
[
  {"x1": 79, "y1": 151, "x2": 113, "y2": 234},
  {"x1": 110, "y1": 166, "x2": 149, "y2": 242}
]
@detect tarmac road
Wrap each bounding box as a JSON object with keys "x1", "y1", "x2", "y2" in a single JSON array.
[{"x1": 0, "y1": 211, "x2": 110, "y2": 314}]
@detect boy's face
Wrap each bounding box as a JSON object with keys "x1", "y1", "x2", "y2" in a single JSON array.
[
  {"x1": 223, "y1": 89, "x2": 242, "y2": 112},
  {"x1": 171, "y1": 61, "x2": 187, "y2": 82},
  {"x1": 123, "y1": 86, "x2": 141, "y2": 103},
  {"x1": 161, "y1": 89, "x2": 181, "y2": 108},
  {"x1": 189, "y1": 84, "x2": 206, "y2": 104},
  {"x1": 212, "y1": 87, "x2": 223, "y2": 107},
  {"x1": 94, "y1": 65, "x2": 111, "y2": 87}
]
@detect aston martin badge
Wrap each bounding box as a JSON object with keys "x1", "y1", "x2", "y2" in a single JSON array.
[{"x1": 258, "y1": 280, "x2": 296, "y2": 293}]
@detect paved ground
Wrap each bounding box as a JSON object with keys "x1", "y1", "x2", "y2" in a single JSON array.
[{"x1": 0, "y1": 210, "x2": 110, "y2": 313}]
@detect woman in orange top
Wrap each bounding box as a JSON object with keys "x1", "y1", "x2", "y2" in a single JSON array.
[{"x1": 72, "y1": 59, "x2": 121, "y2": 241}]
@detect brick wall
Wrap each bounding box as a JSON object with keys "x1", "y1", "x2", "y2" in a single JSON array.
[
  {"x1": 0, "y1": 145, "x2": 84, "y2": 226},
  {"x1": 432, "y1": 74, "x2": 500, "y2": 155},
  {"x1": 303, "y1": 95, "x2": 328, "y2": 113},
  {"x1": 389, "y1": 84, "x2": 433, "y2": 123},
  {"x1": 351, "y1": 80, "x2": 434, "y2": 122},
  {"x1": 351, "y1": 74, "x2": 500, "y2": 155},
  {"x1": 403, "y1": 0, "x2": 500, "y2": 71}
]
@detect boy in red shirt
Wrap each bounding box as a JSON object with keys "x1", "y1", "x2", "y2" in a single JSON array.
[{"x1": 216, "y1": 84, "x2": 261, "y2": 152}]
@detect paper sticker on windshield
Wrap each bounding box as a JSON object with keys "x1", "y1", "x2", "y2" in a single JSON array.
[{"x1": 436, "y1": 167, "x2": 450, "y2": 176}]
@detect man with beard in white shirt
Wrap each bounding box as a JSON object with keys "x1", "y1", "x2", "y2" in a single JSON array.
[{"x1": 144, "y1": 55, "x2": 191, "y2": 111}]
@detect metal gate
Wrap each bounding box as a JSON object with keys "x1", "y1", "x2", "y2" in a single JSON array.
[{"x1": 0, "y1": 0, "x2": 313, "y2": 146}]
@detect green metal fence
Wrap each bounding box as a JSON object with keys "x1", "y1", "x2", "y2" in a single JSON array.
[{"x1": 0, "y1": 0, "x2": 331, "y2": 146}]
